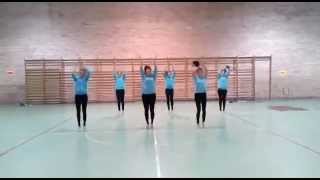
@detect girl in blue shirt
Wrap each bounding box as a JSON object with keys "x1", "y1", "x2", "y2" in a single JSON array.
[
  {"x1": 163, "y1": 65, "x2": 176, "y2": 111},
  {"x1": 113, "y1": 67, "x2": 127, "y2": 112},
  {"x1": 72, "y1": 66, "x2": 90, "y2": 128},
  {"x1": 192, "y1": 63, "x2": 208, "y2": 127},
  {"x1": 217, "y1": 65, "x2": 230, "y2": 112},
  {"x1": 140, "y1": 61, "x2": 157, "y2": 128}
]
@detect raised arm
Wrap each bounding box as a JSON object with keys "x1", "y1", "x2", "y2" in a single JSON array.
[
  {"x1": 140, "y1": 65, "x2": 144, "y2": 76},
  {"x1": 225, "y1": 66, "x2": 230, "y2": 77},
  {"x1": 217, "y1": 72, "x2": 221, "y2": 80},
  {"x1": 201, "y1": 65, "x2": 208, "y2": 78},
  {"x1": 123, "y1": 72, "x2": 127, "y2": 80},
  {"x1": 72, "y1": 65, "x2": 77, "y2": 81},
  {"x1": 84, "y1": 68, "x2": 90, "y2": 81},
  {"x1": 72, "y1": 73, "x2": 77, "y2": 81}
]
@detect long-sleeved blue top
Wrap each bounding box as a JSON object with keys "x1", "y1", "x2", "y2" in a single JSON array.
[
  {"x1": 193, "y1": 75, "x2": 208, "y2": 93},
  {"x1": 113, "y1": 72, "x2": 126, "y2": 90},
  {"x1": 164, "y1": 71, "x2": 176, "y2": 89},
  {"x1": 72, "y1": 69, "x2": 90, "y2": 95},
  {"x1": 140, "y1": 66, "x2": 157, "y2": 94},
  {"x1": 217, "y1": 70, "x2": 229, "y2": 90}
]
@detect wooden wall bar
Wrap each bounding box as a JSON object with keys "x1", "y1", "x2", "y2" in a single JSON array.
[{"x1": 25, "y1": 56, "x2": 271, "y2": 104}]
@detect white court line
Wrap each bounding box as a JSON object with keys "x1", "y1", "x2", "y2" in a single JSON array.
[
  {"x1": 152, "y1": 130, "x2": 162, "y2": 178},
  {"x1": 0, "y1": 116, "x2": 72, "y2": 158},
  {"x1": 84, "y1": 113, "x2": 123, "y2": 147},
  {"x1": 227, "y1": 112, "x2": 320, "y2": 157},
  {"x1": 84, "y1": 131, "x2": 112, "y2": 147}
]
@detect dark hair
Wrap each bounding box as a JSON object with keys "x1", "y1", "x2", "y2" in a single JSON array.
[
  {"x1": 193, "y1": 61, "x2": 200, "y2": 67},
  {"x1": 144, "y1": 65, "x2": 151, "y2": 72}
]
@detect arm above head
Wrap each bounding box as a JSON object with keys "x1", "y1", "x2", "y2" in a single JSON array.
[
  {"x1": 140, "y1": 65, "x2": 144, "y2": 76},
  {"x1": 201, "y1": 65, "x2": 208, "y2": 78},
  {"x1": 72, "y1": 73, "x2": 77, "y2": 81},
  {"x1": 225, "y1": 66, "x2": 230, "y2": 77},
  {"x1": 72, "y1": 64, "x2": 78, "y2": 81},
  {"x1": 84, "y1": 67, "x2": 91, "y2": 81},
  {"x1": 123, "y1": 72, "x2": 127, "y2": 80}
]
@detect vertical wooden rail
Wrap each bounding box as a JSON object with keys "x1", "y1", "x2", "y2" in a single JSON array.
[
  {"x1": 98, "y1": 59, "x2": 102, "y2": 101},
  {"x1": 269, "y1": 55, "x2": 272, "y2": 100},
  {"x1": 215, "y1": 59, "x2": 218, "y2": 97},
  {"x1": 131, "y1": 61, "x2": 135, "y2": 102},
  {"x1": 24, "y1": 59, "x2": 27, "y2": 104},
  {"x1": 235, "y1": 57, "x2": 239, "y2": 101},
  {"x1": 59, "y1": 59, "x2": 63, "y2": 103},
  {"x1": 232, "y1": 59, "x2": 236, "y2": 101},
  {"x1": 252, "y1": 56, "x2": 256, "y2": 100},
  {"x1": 42, "y1": 60, "x2": 46, "y2": 104},
  {"x1": 184, "y1": 59, "x2": 188, "y2": 98}
]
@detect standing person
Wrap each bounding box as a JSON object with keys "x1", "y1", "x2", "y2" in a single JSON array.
[
  {"x1": 112, "y1": 65, "x2": 127, "y2": 112},
  {"x1": 163, "y1": 65, "x2": 176, "y2": 111},
  {"x1": 217, "y1": 65, "x2": 230, "y2": 112},
  {"x1": 72, "y1": 65, "x2": 90, "y2": 128},
  {"x1": 140, "y1": 60, "x2": 157, "y2": 129},
  {"x1": 192, "y1": 64, "x2": 208, "y2": 127}
]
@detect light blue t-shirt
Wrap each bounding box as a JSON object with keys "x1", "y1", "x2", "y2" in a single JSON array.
[
  {"x1": 140, "y1": 66, "x2": 157, "y2": 94},
  {"x1": 217, "y1": 72, "x2": 229, "y2": 90},
  {"x1": 113, "y1": 72, "x2": 126, "y2": 90},
  {"x1": 164, "y1": 71, "x2": 176, "y2": 89},
  {"x1": 193, "y1": 75, "x2": 207, "y2": 93},
  {"x1": 72, "y1": 71, "x2": 90, "y2": 95}
]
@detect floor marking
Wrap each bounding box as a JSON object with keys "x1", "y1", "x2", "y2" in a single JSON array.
[
  {"x1": 152, "y1": 130, "x2": 162, "y2": 178},
  {"x1": 227, "y1": 112, "x2": 320, "y2": 157},
  {"x1": 84, "y1": 130, "x2": 111, "y2": 147},
  {"x1": 0, "y1": 117, "x2": 71, "y2": 158}
]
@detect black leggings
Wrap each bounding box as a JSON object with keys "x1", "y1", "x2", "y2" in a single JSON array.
[
  {"x1": 142, "y1": 94, "x2": 156, "y2": 125},
  {"x1": 116, "y1": 89, "x2": 125, "y2": 111},
  {"x1": 195, "y1": 93, "x2": 207, "y2": 124},
  {"x1": 218, "y1": 89, "x2": 227, "y2": 111},
  {"x1": 75, "y1": 94, "x2": 88, "y2": 127},
  {"x1": 165, "y1": 89, "x2": 174, "y2": 111}
]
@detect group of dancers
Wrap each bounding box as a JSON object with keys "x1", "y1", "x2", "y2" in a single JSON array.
[{"x1": 71, "y1": 60, "x2": 230, "y2": 128}]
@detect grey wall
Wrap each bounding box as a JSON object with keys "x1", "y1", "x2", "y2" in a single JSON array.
[{"x1": 0, "y1": 2, "x2": 320, "y2": 103}]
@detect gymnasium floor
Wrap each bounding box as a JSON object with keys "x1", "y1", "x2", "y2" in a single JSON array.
[{"x1": 0, "y1": 99, "x2": 320, "y2": 178}]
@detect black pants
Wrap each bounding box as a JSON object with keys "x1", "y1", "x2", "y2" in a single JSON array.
[
  {"x1": 142, "y1": 94, "x2": 156, "y2": 125},
  {"x1": 165, "y1": 89, "x2": 174, "y2": 111},
  {"x1": 116, "y1": 89, "x2": 125, "y2": 111},
  {"x1": 75, "y1": 94, "x2": 88, "y2": 127},
  {"x1": 195, "y1": 93, "x2": 207, "y2": 124},
  {"x1": 218, "y1": 89, "x2": 227, "y2": 111}
]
